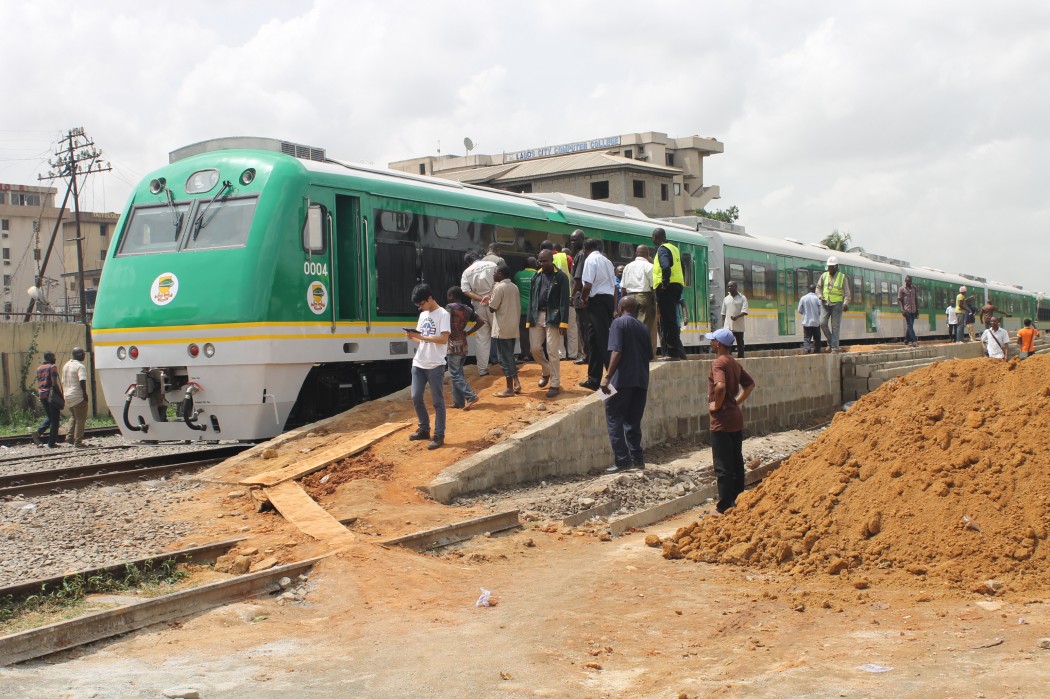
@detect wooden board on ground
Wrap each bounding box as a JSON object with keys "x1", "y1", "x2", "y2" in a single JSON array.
[
  {"x1": 264, "y1": 481, "x2": 357, "y2": 548},
  {"x1": 241, "y1": 422, "x2": 410, "y2": 487}
]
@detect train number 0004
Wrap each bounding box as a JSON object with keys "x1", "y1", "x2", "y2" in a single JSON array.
[{"x1": 303, "y1": 261, "x2": 329, "y2": 276}]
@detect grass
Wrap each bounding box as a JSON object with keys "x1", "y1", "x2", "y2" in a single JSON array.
[
  {"x1": 0, "y1": 558, "x2": 188, "y2": 635},
  {"x1": 0, "y1": 408, "x2": 115, "y2": 437}
]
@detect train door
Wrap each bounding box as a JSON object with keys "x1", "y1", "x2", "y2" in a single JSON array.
[
  {"x1": 333, "y1": 195, "x2": 369, "y2": 327},
  {"x1": 862, "y1": 269, "x2": 878, "y2": 333},
  {"x1": 775, "y1": 256, "x2": 795, "y2": 336}
]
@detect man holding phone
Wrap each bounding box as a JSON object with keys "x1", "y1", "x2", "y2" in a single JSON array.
[{"x1": 405, "y1": 283, "x2": 451, "y2": 450}]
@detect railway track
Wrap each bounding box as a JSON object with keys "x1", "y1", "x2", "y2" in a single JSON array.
[
  {"x1": 0, "y1": 444, "x2": 249, "y2": 498},
  {"x1": 0, "y1": 426, "x2": 121, "y2": 448}
]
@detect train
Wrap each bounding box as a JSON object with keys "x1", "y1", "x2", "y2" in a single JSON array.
[{"x1": 91, "y1": 137, "x2": 1044, "y2": 442}]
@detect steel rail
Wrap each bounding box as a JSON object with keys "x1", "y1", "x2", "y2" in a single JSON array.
[
  {"x1": 0, "y1": 444, "x2": 249, "y2": 498},
  {"x1": 0, "y1": 556, "x2": 326, "y2": 666}
]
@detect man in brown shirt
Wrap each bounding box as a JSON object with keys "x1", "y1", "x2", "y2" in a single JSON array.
[{"x1": 706, "y1": 328, "x2": 756, "y2": 513}]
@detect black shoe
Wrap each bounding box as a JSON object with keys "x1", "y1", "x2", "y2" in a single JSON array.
[
  {"x1": 545, "y1": 386, "x2": 560, "y2": 399},
  {"x1": 579, "y1": 380, "x2": 600, "y2": 390},
  {"x1": 409, "y1": 428, "x2": 430, "y2": 441},
  {"x1": 427, "y1": 436, "x2": 444, "y2": 450},
  {"x1": 632, "y1": 461, "x2": 645, "y2": 470}
]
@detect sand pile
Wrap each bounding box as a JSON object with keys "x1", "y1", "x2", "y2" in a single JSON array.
[{"x1": 662, "y1": 354, "x2": 1050, "y2": 594}]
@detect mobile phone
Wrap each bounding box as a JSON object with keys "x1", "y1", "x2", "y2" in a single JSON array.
[{"x1": 403, "y1": 327, "x2": 420, "y2": 334}]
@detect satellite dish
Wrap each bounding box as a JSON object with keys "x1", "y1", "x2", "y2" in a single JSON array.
[
  {"x1": 464, "y1": 137, "x2": 474, "y2": 153},
  {"x1": 27, "y1": 286, "x2": 43, "y2": 301}
]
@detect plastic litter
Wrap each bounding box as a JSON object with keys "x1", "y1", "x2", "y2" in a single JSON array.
[
  {"x1": 857, "y1": 664, "x2": 893, "y2": 673},
  {"x1": 475, "y1": 588, "x2": 494, "y2": 607},
  {"x1": 841, "y1": 401, "x2": 856, "y2": 411},
  {"x1": 962, "y1": 515, "x2": 982, "y2": 532},
  {"x1": 319, "y1": 474, "x2": 331, "y2": 484}
]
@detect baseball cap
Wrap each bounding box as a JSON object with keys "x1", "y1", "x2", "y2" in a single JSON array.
[{"x1": 705, "y1": 328, "x2": 736, "y2": 346}]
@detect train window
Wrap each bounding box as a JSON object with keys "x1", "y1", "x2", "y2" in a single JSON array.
[
  {"x1": 434, "y1": 219, "x2": 459, "y2": 239},
  {"x1": 795, "y1": 269, "x2": 810, "y2": 296},
  {"x1": 752, "y1": 264, "x2": 773, "y2": 301},
  {"x1": 185, "y1": 196, "x2": 256, "y2": 251},
  {"x1": 301, "y1": 203, "x2": 327, "y2": 255},
  {"x1": 682, "y1": 253, "x2": 693, "y2": 286},
  {"x1": 618, "y1": 242, "x2": 634, "y2": 260},
  {"x1": 116, "y1": 203, "x2": 190, "y2": 257},
  {"x1": 880, "y1": 281, "x2": 889, "y2": 307},
  {"x1": 727, "y1": 262, "x2": 745, "y2": 286},
  {"x1": 493, "y1": 225, "x2": 516, "y2": 245},
  {"x1": 379, "y1": 211, "x2": 414, "y2": 235}
]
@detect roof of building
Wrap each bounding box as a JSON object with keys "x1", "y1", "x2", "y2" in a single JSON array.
[{"x1": 437, "y1": 152, "x2": 679, "y2": 185}]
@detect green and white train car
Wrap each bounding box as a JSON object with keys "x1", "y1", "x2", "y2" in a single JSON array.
[{"x1": 92, "y1": 138, "x2": 707, "y2": 441}]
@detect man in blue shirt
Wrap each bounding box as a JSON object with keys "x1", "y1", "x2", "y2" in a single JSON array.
[
  {"x1": 600, "y1": 296, "x2": 654, "y2": 472},
  {"x1": 797, "y1": 284, "x2": 822, "y2": 353}
]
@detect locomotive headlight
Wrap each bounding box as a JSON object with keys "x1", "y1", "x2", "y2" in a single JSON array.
[
  {"x1": 117, "y1": 346, "x2": 127, "y2": 360},
  {"x1": 149, "y1": 178, "x2": 166, "y2": 195},
  {"x1": 185, "y1": 169, "x2": 219, "y2": 194},
  {"x1": 188, "y1": 343, "x2": 200, "y2": 358},
  {"x1": 239, "y1": 168, "x2": 256, "y2": 185},
  {"x1": 203, "y1": 343, "x2": 215, "y2": 358},
  {"x1": 129, "y1": 346, "x2": 139, "y2": 360}
]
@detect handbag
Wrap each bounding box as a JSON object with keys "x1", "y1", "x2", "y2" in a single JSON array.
[{"x1": 48, "y1": 386, "x2": 65, "y2": 410}]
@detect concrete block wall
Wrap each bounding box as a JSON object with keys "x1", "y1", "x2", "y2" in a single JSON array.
[
  {"x1": 839, "y1": 342, "x2": 985, "y2": 402},
  {"x1": 0, "y1": 321, "x2": 101, "y2": 416},
  {"x1": 426, "y1": 353, "x2": 841, "y2": 503}
]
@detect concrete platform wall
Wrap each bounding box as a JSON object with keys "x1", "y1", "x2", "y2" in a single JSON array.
[{"x1": 426, "y1": 353, "x2": 840, "y2": 504}]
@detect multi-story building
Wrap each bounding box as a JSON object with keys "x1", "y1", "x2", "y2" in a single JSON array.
[
  {"x1": 388, "y1": 131, "x2": 723, "y2": 218},
  {"x1": 0, "y1": 181, "x2": 117, "y2": 321},
  {"x1": 0, "y1": 183, "x2": 62, "y2": 320}
]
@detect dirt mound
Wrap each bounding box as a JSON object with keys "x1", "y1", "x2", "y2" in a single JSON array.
[
  {"x1": 302, "y1": 449, "x2": 396, "y2": 496},
  {"x1": 665, "y1": 355, "x2": 1050, "y2": 595}
]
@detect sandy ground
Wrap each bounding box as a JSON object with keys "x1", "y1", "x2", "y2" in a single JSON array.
[{"x1": 2, "y1": 355, "x2": 1049, "y2": 697}]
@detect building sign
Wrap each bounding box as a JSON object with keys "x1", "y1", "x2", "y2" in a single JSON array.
[{"x1": 505, "y1": 136, "x2": 621, "y2": 163}]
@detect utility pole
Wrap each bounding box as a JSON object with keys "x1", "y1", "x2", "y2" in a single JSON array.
[{"x1": 35, "y1": 127, "x2": 112, "y2": 418}]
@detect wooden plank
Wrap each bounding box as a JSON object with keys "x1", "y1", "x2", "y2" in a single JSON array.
[
  {"x1": 0, "y1": 557, "x2": 324, "y2": 667},
  {"x1": 263, "y1": 481, "x2": 356, "y2": 548},
  {"x1": 382, "y1": 510, "x2": 521, "y2": 551},
  {"x1": 241, "y1": 421, "x2": 410, "y2": 487}
]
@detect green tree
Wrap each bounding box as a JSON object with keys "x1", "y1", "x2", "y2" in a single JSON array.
[
  {"x1": 695, "y1": 205, "x2": 739, "y2": 223},
  {"x1": 820, "y1": 229, "x2": 863, "y2": 253}
]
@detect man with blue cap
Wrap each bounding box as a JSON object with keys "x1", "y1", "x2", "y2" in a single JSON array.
[{"x1": 705, "y1": 327, "x2": 756, "y2": 513}]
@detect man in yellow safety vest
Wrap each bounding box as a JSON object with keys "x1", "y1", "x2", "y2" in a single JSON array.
[
  {"x1": 652, "y1": 228, "x2": 688, "y2": 360},
  {"x1": 817, "y1": 256, "x2": 851, "y2": 353}
]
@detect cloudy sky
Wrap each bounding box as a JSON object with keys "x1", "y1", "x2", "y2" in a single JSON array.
[{"x1": 2, "y1": 0, "x2": 1048, "y2": 292}]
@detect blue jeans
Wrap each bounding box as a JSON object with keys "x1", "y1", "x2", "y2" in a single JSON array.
[
  {"x1": 903, "y1": 312, "x2": 917, "y2": 343},
  {"x1": 411, "y1": 365, "x2": 445, "y2": 437},
  {"x1": 820, "y1": 302, "x2": 844, "y2": 350},
  {"x1": 495, "y1": 338, "x2": 517, "y2": 379},
  {"x1": 36, "y1": 399, "x2": 60, "y2": 447},
  {"x1": 446, "y1": 354, "x2": 476, "y2": 408},
  {"x1": 956, "y1": 320, "x2": 967, "y2": 342}
]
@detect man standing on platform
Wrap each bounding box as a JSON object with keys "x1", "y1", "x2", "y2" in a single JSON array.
[
  {"x1": 897, "y1": 275, "x2": 918, "y2": 347},
  {"x1": 579, "y1": 238, "x2": 616, "y2": 390},
  {"x1": 621, "y1": 244, "x2": 657, "y2": 354},
  {"x1": 405, "y1": 284, "x2": 451, "y2": 450},
  {"x1": 817, "y1": 256, "x2": 851, "y2": 353},
  {"x1": 527, "y1": 249, "x2": 570, "y2": 399},
  {"x1": 513, "y1": 257, "x2": 538, "y2": 361},
  {"x1": 460, "y1": 252, "x2": 497, "y2": 376},
  {"x1": 721, "y1": 280, "x2": 749, "y2": 359},
  {"x1": 569, "y1": 229, "x2": 590, "y2": 365},
  {"x1": 652, "y1": 228, "x2": 688, "y2": 360},
  {"x1": 62, "y1": 347, "x2": 89, "y2": 448},
  {"x1": 706, "y1": 328, "x2": 756, "y2": 514},
  {"x1": 600, "y1": 296, "x2": 653, "y2": 472},
  {"x1": 797, "y1": 284, "x2": 822, "y2": 354}
]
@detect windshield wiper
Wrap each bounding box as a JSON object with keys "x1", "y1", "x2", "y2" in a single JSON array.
[
  {"x1": 164, "y1": 188, "x2": 183, "y2": 237},
  {"x1": 192, "y1": 180, "x2": 232, "y2": 240}
]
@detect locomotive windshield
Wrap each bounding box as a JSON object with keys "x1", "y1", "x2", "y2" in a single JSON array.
[{"x1": 116, "y1": 196, "x2": 257, "y2": 256}]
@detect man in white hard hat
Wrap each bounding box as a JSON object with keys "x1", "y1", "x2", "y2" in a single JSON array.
[{"x1": 817, "y1": 256, "x2": 851, "y2": 352}]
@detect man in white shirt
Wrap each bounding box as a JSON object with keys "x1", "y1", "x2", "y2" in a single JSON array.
[
  {"x1": 721, "y1": 281, "x2": 749, "y2": 358},
  {"x1": 580, "y1": 238, "x2": 617, "y2": 390},
  {"x1": 620, "y1": 245, "x2": 657, "y2": 354},
  {"x1": 61, "y1": 347, "x2": 89, "y2": 447},
  {"x1": 405, "y1": 283, "x2": 451, "y2": 450},
  {"x1": 460, "y1": 251, "x2": 497, "y2": 376},
  {"x1": 981, "y1": 316, "x2": 1010, "y2": 361}
]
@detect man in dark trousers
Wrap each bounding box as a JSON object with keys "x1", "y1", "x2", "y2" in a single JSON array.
[
  {"x1": 579, "y1": 238, "x2": 616, "y2": 390},
  {"x1": 600, "y1": 296, "x2": 653, "y2": 472},
  {"x1": 706, "y1": 328, "x2": 756, "y2": 513},
  {"x1": 568, "y1": 229, "x2": 590, "y2": 364},
  {"x1": 32, "y1": 351, "x2": 61, "y2": 448},
  {"x1": 652, "y1": 227, "x2": 688, "y2": 360}
]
